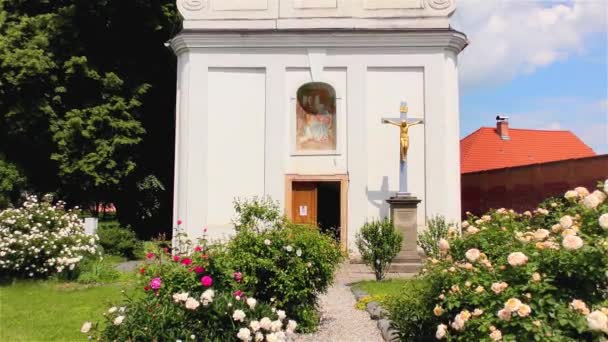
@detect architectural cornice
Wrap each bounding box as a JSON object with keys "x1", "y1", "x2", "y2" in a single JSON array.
[{"x1": 170, "y1": 29, "x2": 468, "y2": 56}]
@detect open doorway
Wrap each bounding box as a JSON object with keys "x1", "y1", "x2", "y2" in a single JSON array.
[{"x1": 287, "y1": 176, "x2": 347, "y2": 245}]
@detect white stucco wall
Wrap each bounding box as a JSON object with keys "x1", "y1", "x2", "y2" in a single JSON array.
[{"x1": 171, "y1": 30, "x2": 466, "y2": 251}]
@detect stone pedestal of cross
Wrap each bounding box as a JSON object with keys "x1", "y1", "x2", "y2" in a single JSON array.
[{"x1": 381, "y1": 101, "x2": 424, "y2": 273}]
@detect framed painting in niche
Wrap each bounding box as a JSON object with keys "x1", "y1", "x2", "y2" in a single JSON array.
[{"x1": 295, "y1": 82, "x2": 337, "y2": 152}]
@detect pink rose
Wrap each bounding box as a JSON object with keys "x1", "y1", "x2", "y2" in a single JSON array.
[
  {"x1": 201, "y1": 275, "x2": 213, "y2": 287},
  {"x1": 146, "y1": 252, "x2": 155, "y2": 259},
  {"x1": 233, "y1": 290, "x2": 244, "y2": 298},
  {"x1": 507, "y1": 252, "x2": 528, "y2": 267},
  {"x1": 194, "y1": 246, "x2": 203, "y2": 252},
  {"x1": 177, "y1": 219, "x2": 183, "y2": 225},
  {"x1": 194, "y1": 266, "x2": 205, "y2": 274},
  {"x1": 234, "y1": 272, "x2": 243, "y2": 283},
  {"x1": 173, "y1": 255, "x2": 180, "y2": 262},
  {"x1": 149, "y1": 277, "x2": 162, "y2": 290},
  {"x1": 180, "y1": 258, "x2": 192, "y2": 266}
]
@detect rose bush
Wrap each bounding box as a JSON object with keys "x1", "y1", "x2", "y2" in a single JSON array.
[
  {"x1": 84, "y1": 242, "x2": 298, "y2": 341},
  {"x1": 0, "y1": 194, "x2": 98, "y2": 278},
  {"x1": 388, "y1": 180, "x2": 608, "y2": 341},
  {"x1": 84, "y1": 198, "x2": 343, "y2": 340}
]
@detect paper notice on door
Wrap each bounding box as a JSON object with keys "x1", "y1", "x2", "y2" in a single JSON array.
[{"x1": 299, "y1": 205, "x2": 308, "y2": 216}]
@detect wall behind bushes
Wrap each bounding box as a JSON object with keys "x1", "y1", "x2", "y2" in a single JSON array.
[{"x1": 462, "y1": 155, "x2": 608, "y2": 217}]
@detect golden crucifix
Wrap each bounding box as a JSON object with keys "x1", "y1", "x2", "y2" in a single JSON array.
[
  {"x1": 381, "y1": 102, "x2": 424, "y2": 196},
  {"x1": 381, "y1": 102, "x2": 423, "y2": 161}
]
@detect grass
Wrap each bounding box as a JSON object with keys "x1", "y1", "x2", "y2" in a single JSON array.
[
  {"x1": 351, "y1": 278, "x2": 412, "y2": 309},
  {"x1": 353, "y1": 278, "x2": 412, "y2": 297},
  {"x1": 0, "y1": 257, "x2": 139, "y2": 342}
]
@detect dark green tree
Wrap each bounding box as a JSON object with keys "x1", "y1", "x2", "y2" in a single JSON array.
[{"x1": 0, "y1": 0, "x2": 179, "y2": 236}]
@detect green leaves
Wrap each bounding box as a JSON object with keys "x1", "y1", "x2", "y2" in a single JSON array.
[{"x1": 356, "y1": 217, "x2": 403, "y2": 281}]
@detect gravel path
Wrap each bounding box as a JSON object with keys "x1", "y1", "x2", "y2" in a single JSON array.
[{"x1": 295, "y1": 281, "x2": 383, "y2": 342}]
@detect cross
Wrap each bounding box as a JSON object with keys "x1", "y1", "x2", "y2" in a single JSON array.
[{"x1": 381, "y1": 101, "x2": 424, "y2": 197}]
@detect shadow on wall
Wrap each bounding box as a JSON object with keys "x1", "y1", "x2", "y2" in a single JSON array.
[{"x1": 366, "y1": 176, "x2": 393, "y2": 218}]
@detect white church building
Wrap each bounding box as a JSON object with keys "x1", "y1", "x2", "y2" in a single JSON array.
[{"x1": 170, "y1": 0, "x2": 467, "y2": 252}]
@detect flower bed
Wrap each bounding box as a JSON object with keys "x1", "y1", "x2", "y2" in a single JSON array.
[
  {"x1": 387, "y1": 181, "x2": 608, "y2": 341},
  {"x1": 83, "y1": 198, "x2": 343, "y2": 341}
]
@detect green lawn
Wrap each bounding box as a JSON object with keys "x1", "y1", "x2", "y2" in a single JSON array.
[
  {"x1": 0, "y1": 259, "x2": 138, "y2": 342},
  {"x1": 353, "y1": 278, "x2": 412, "y2": 297}
]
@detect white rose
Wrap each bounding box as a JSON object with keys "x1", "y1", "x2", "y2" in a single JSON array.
[
  {"x1": 517, "y1": 304, "x2": 532, "y2": 317},
  {"x1": 435, "y1": 324, "x2": 447, "y2": 339},
  {"x1": 201, "y1": 289, "x2": 215, "y2": 305},
  {"x1": 173, "y1": 292, "x2": 189, "y2": 303},
  {"x1": 284, "y1": 245, "x2": 293, "y2": 252},
  {"x1": 264, "y1": 239, "x2": 271, "y2": 246},
  {"x1": 113, "y1": 315, "x2": 125, "y2": 325},
  {"x1": 604, "y1": 179, "x2": 608, "y2": 194},
  {"x1": 250, "y1": 320, "x2": 261, "y2": 332},
  {"x1": 80, "y1": 321, "x2": 92, "y2": 334},
  {"x1": 265, "y1": 333, "x2": 278, "y2": 342},
  {"x1": 233, "y1": 309, "x2": 246, "y2": 322},
  {"x1": 451, "y1": 315, "x2": 465, "y2": 331},
  {"x1": 489, "y1": 329, "x2": 502, "y2": 341},
  {"x1": 237, "y1": 328, "x2": 252, "y2": 341},
  {"x1": 185, "y1": 297, "x2": 200, "y2": 310},
  {"x1": 562, "y1": 235, "x2": 584, "y2": 250},
  {"x1": 260, "y1": 317, "x2": 272, "y2": 330},
  {"x1": 247, "y1": 297, "x2": 257, "y2": 309},
  {"x1": 276, "y1": 309, "x2": 286, "y2": 320},
  {"x1": 254, "y1": 332, "x2": 264, "y2": 342},
  {"x1": 108, "y1": 307, "x2": 118, "y2": 314},
  {"x1": 465, "y1": 248, "x2": 481, "y2": 262},
  {"x1": 593, "y1": 190, "x2": 607, "y2": 202},
  {"x1": 565, "y1": 190, "x2": 579, "y2": 200},
  {"x1": 587, "y1": 310, "x2": 608, "y2": 333},
  {"x1": 575, "y1": 187, "x2": 590, "y2": 197},
  {"x1": 438, "y1": 239, "x2": 450, "y2": 252},
  {"x1": 559, "y1": 215, "x2": 573, "y2": 229},
  {"x1": 533, "y1": 229, "x2": 550, "y2": 241},
  {"x1": 286, "y1": 319, "x2": 297, "y2": 332},
  {"x1": 570, "y1": 299, "x2": 590, "y2": 315},
  {"x1": 271, "y1": 320, "x2": 283, "y2": 332},
  {"x1": 507, "y1": 252, "x2": 528, "y2": 266},
  {"x1": 504, "y1": 298, "x2": 522, "y2": 312},
  {"x1": 582, "y1": 194, "x2": 601, "y2": 209},
  {"x1": 599, "y1": 213, "x2": 608, "y2": 230}
]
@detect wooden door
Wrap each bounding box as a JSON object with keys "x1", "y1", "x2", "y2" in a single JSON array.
[{"x1": 291, "y1": 182, "x2": 317, "y2": 225}]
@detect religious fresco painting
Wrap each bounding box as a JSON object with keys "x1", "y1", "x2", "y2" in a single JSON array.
[{"x1": 296, "y1": 82, "x2": 337, "y2": 152}]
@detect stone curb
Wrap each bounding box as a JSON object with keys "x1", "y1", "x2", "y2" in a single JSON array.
[{"x1": 350, "y1": 287, "x2": 399, "y2": 342}]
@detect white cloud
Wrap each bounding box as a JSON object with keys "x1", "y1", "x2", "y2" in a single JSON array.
[{"x1": 452, "y1": 0, "x2": 608, "y2": 89}]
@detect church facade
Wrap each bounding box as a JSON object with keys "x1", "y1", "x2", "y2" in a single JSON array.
[{"x1": 170, "y1": 0, "x2": 467, "y2": 252}]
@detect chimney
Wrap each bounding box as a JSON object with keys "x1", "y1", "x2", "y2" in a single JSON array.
[{"x1": 496, "y1": 115, "x2": 510, "y2": 140}]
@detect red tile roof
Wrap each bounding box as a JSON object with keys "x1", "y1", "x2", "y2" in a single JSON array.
[{"x1": 461, "y1": 127, "x2": 596, "y2": 174}]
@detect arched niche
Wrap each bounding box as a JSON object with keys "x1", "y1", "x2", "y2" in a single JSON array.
[{"x1": 295, "y1": 82, "x2": 337, "y2": 152}]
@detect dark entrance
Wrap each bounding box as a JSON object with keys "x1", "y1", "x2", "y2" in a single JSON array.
[{"x1": 290, "y1": 181, "x2": 341, "y2": 242}]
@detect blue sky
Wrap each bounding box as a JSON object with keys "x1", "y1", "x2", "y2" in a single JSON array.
[{"x1": 453, "y1": 0, "x2": 607, "y2": 153}]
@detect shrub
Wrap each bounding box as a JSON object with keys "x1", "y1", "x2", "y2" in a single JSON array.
[
  {"x1": 0, "y1": 194, "x2": 98, "y2": 278},
  {"x1": 390, "y1": 181, "x2": 608, "y2": 341},
  {"x1": 84, "y1": 197, "x2": 343, "y2": 339},
  {"x1": 356, "y1": 218, "x2": 402, "y2": 280},
  {"x1": 417, "y1": 215, "x2": 454, "y2": 258},
  {"x1": 386, "y1": 278, "x2": 439, "y2": 341},
  {"x1": 232, "y1": 196, "x2": 285, "y2": 232},
  {"x1": 74, "y1": 257, "x2": 121, "y2": 284},
  {"x1": 216, "y1": 223, "x2": 344, "y2": 332},
  {"x1": 0, "y1": 156, "x2": 27, "y2": 209},
  {"x1": 97, "y1": 222, "x2": 142, "y2": 259},
  {"x1": 86, "y1": 241, "x2": 299, "y2": 341}
]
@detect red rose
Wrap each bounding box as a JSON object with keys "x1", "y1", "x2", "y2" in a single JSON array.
[
  {"x1": 194, "y1": 266, "x2": 205, "y2": 274},
  {"x1": 146, "y1": 252, "x2": 155, "y2": 259},
  {"x1": 177, "y1": 219, "x2": 183, "y2": 225},
  {"x1": 194, "y1": 246, "x2": 202, "y2": 252},
  {"x1": 139, "y1": 268, "x2": 145, "y2": 274},
  {"x1": 144, "y1": 285, "x2": 150, "y2": 291},
  {"x1": 180, "y1": 258, "x2": 192, "y2": 266},
  {"x1": 173, "y1": 255, "x2": 180, "y2": 262}
]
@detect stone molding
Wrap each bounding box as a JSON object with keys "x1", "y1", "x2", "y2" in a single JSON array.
[
  {"x1": 176, "y1": 0, "x2": 456, "y2": 29},
  {"x1": 170, "y1": 29, "x2": 468, "y2": 55}
]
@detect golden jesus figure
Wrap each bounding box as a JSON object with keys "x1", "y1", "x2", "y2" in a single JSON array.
[{"x1": 382, "y1": 118, "x2": 423, "y2": 161}]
